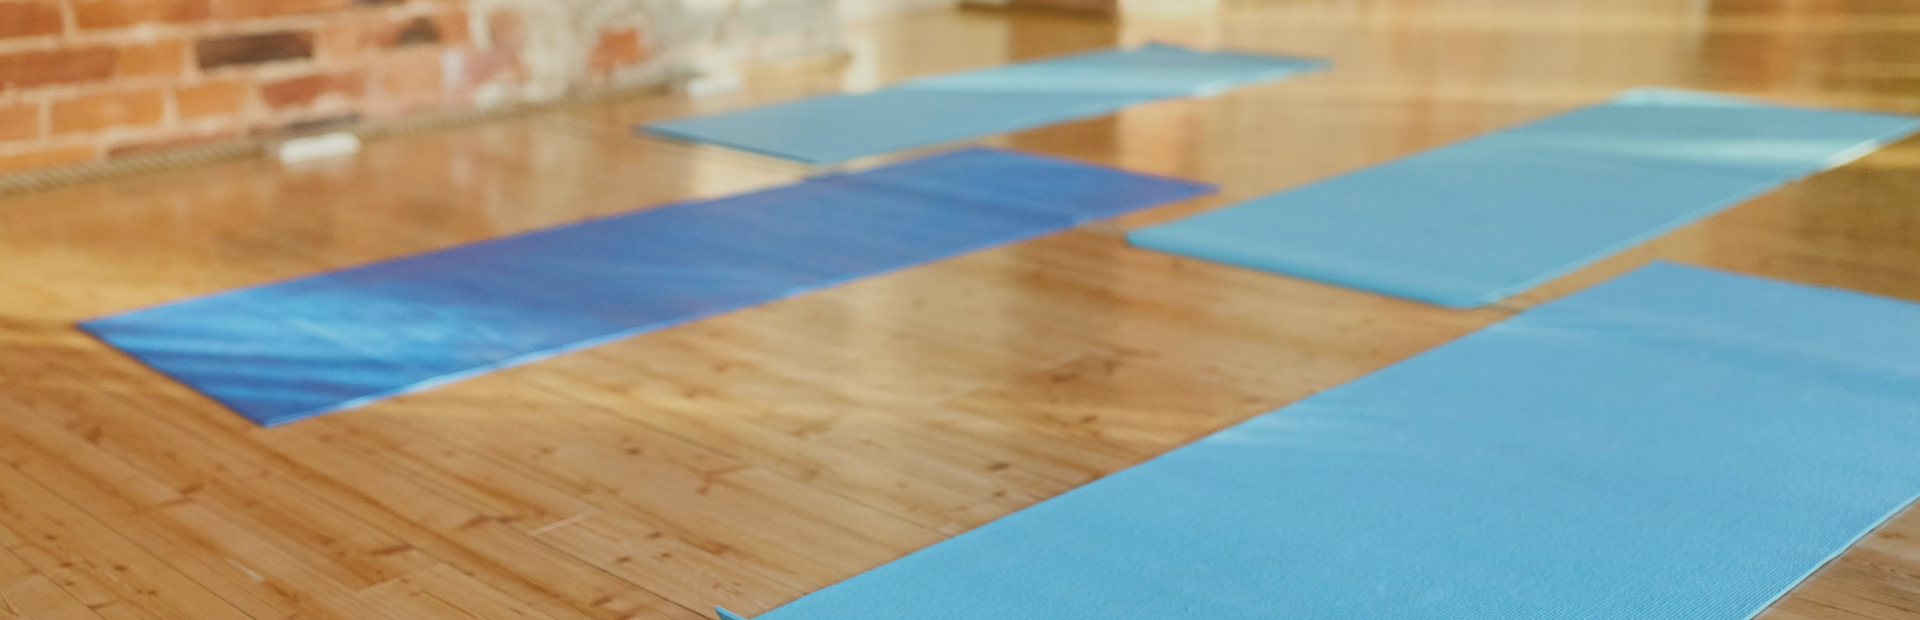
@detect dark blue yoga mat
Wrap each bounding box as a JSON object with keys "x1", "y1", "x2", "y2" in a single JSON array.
[
  {"x1": 718, "y1": 262, "x2": 1920, "y2": 620},
  {"x1": 1128, "y1": 88, "x2": 1920, "y2": 307},
  {"x1": 644, "y1": 43, "x2": 1327, "y2": 165},
  {"x1": 81, "y1": 148, "x2": 1213, "y2": 426}
]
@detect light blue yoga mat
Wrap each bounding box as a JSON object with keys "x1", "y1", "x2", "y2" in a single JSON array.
[
  {"x1": 644, "y1": 43, "x2": 1327, "y2": 164},
  {"x1": 719, "y1": 262, "x2": 1920, "y2": 620},
  {"x1": 80, "y1": 148, "x2": 1212, "y2": 426},
  {"x1": 1128, "y1": 89, "x2": 1920, "y2": 307}
]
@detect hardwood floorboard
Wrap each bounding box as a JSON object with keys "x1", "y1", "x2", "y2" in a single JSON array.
[{"x1": 2, "y1": 1, "x2": 1918, "y2": 618}]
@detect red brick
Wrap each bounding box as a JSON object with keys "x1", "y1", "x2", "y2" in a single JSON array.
[
  {"x1": 176, "y1": 79, "x2": 250, "y2": 120},
  {"x1": 197, "y1": 31, "x2": 314, "y2": 69},
  {"x1": 376, "y1": 50, "x2": 443, "y2": 98},
  {"x1": 0, "y1": 145, "x2": 96, "y2": 172},
  {"x1": 51, "y1": 88, "x2": 166, "y2": 135},
  {"x1": 0, "y1": 2, "x2": 62, "y2": 39},
  {"x1": 73, "y1": 0, "x2": 210, "y2": 29},
  {"x1": 0, "y1": 103, "x2": 39, "y2": 142},
  {"x1": 262, "y1": 72, "x2": 363, "y2": 109},
  {"x1": 315, "y1": 13, "x2": 380, "y2": 59},
  {"x1": 432, "y1": 10, "x2": 469, "y2": 46},
  {"x1": 390, "y1": 16, "x2": 441, "y2": 47},
  {"x1": 215, "y1": 0, "x2": 351, "y2": 20},
  {"x1": 317, "y1": 12, "x2": 452, "y2": 59},
  {"x1": 0, "y1": 48, "x2": 120, "y2": 89},
  {"x1": 588, "y1": 27, "x2": 646, "y2": 74},
  {"x1": 117, "y1": 40, "x2": 189, "y2": 78}
]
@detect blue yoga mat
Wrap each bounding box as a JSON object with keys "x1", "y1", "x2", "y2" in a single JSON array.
[
  {"x1": 81, "y1": 148, "x2": 1213, "y2": 426},
  {"x1": 1128, "y1": 89, "x2": 1920, "y2": 307},
  {"x1": 718, "y1": 262, "x2": 1920, "y2": 620},
  {"x1": 644, "y1": 43, "x2": 1327, "y2": 164}
]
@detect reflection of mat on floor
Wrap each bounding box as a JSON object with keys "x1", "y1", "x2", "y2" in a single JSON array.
[
  {"x1": 1130, "y1": 89, "x2": 1920, "y2": 307},
  {"x1": 80, "y1": 147, "x2": 1214, "y2": 426},
  {"x1": 723, "y1": 262, "x2": 1920, "y2": 620},
  {"x1": 644, "y1": 43, "x2": 1327, "y2": 164}
]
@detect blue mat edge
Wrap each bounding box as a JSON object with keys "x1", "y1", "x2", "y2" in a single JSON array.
[
  {"x1": 1124, "y1": 90, "x2": 1920, "y2": 308},
  {"x1": 1747, "y1": 488, "x2": 1920, "y2": 619},
  {"x1": 638, "y1": 43, "x2": 1331, "y2": 165},
  {"x1": 1126, "y1": 178, "x2": 1781, "y2": 308},
  {"x1": 707, "y1": 260, "x2": 1920, "y2": 619},
  {"x1": 77, "y1": 146, "x2": 1216, "y2": 427}
]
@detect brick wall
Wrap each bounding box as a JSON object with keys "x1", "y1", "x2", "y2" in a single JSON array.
[{"x1": 0, "y1": 0, "x2": 843, "y2": 174}]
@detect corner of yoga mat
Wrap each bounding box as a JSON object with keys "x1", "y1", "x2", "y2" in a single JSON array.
[
  {"x1": 1611, "y1": 86, "x2": 1920, "y2": 169},
  {"x1": 716, "y1": 607, "x2": 749, "y2": 620},
  {"x1": 1611, "y1": 86, "x2": 1920, "y2": 121},
  {"x1": 639, "y1": 121, "x2": 843, "y2": 165},
  {"x1": 71, "y1": 319, "x2": 315, "y2": 427},
  {"x1": 1123, "y1": 226, "x2": 1507, "y2": 309}
]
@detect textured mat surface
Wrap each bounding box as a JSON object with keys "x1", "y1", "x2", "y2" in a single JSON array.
[
  {"x1": 644, "y1": 43, "x2": 1326, "y2": 164},
  {"x1": 1128, "y1": 89, "x2": 1920, "y2": 307},
  {"x1": 722, "y1": 262, "x2": 1920, "y2": 620},
  {"x1": 82, "y1": 148, "x2": 1213, "y2": 426}
]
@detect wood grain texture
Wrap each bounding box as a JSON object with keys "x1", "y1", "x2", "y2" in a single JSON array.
[{"x1": 1, "y1": 1, "x2": 1918, "y2": 618}]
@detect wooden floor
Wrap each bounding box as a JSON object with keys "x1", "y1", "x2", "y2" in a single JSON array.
[{"x1": 3, "y1": 0, "x2": 1919, "y2": 618}]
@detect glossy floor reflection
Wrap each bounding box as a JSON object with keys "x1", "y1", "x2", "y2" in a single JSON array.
[{"x1": 1, "y1": 1, "x2": 1918, "y2": 619}]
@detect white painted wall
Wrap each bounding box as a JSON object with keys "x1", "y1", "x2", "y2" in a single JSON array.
[{"x1": 466, "y1": 0, "x2": 846, "y2": 103}]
